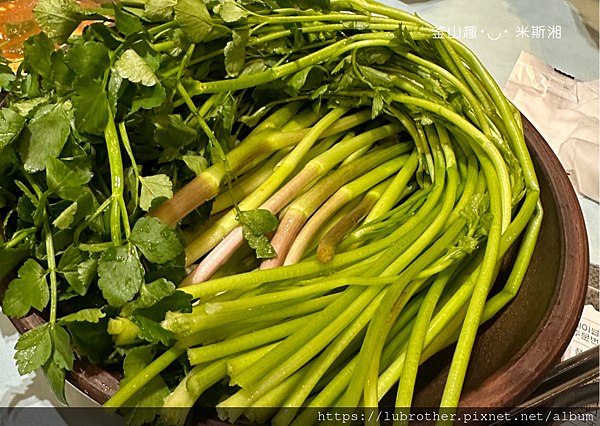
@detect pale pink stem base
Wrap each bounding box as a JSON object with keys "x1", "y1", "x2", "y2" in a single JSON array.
[
  {"x1": 260, "y1": 213, "x2": 306, "y2": 270},
  {"x1": 284, "y1": 193, "x2": 347, "y2": 266},
  {"x1": 181, "y1": 169, "x2": 317, "y2": 286},
  {"x1": 180, "y1": 227, "x2": 245, "y2": 287}
]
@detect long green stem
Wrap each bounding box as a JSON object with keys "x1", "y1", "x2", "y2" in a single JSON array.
[{"x1": 104, "y1": 110, "x2": 125, "y2": 245}]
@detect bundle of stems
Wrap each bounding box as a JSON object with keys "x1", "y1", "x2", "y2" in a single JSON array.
[{"x1": 100, "y1": 0, "x2": 542, "y2": 425}]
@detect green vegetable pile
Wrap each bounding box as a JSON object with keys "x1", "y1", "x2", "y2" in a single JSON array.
[{"x1": 0, "y1": 0, "x2": 543, "y2": 424}]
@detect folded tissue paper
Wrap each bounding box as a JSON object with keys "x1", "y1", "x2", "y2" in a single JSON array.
[{"x1": 504, "y1": 51, "x2": 599, "y2": 202}]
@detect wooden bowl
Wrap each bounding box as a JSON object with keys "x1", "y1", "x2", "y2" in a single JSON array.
[{"x1": 0, "y1": 114, "x2": 589, "y2": 420}]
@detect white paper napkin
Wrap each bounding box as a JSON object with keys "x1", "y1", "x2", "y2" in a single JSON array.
[{"x1": 503, "y1": 51, "x2": 599, "y2": 202}]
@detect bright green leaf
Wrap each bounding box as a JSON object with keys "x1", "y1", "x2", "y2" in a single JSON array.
[
  {"x1": 139, "y1": 174, "x2": 173, "y2": 211},
  {"x1": 115, "y1": 49, "x2": 159, "y2": 87},
  {"x1": 130, "y1": 217, "x2": 184, "y2": 264},
  {"x1": 52, "y1": 201, "x2": 78, "y2": 229},
  {"x1": 224, "y1": 29, "x2": 249, "y2": 77},
  {"x1": 51, "y1": 325, "x2": 74, "y2": 371},
  {"x1": 33, "y1": 0, "x2": 85, "y2": 44},
  {"x1": 174, "y1": 0, "x2": 214, "y2": 43},
  {"x1": 46, "y1": 157, "x2": 93, "y2": 201},
  {"x1": 14, "y1": 323, "x2": 52, "y2": 375},
  {"x1": 0, "y1": 108, "x2": 26, "y2": 151},
  {"x1": 20, "y1": 104, "x2": 71, "y2": 172},
  {"x1": 72, "y1": 76, "x2": 110, "y2": 135},
  {"x1": 220, "y1": 0, "x2": 248, "y2": 22},
  {"x1": 237, "y1": 209, "x2": 279, "y2": 236},
  {"x1": 65, "y1": 40, "x2": 109, "y2": 79},
  {"x1": 58, "y1": 308, "x2": 105, "y2": 325},
  {"x1": 97, "y1": 244, "x2": 144, "y2": 307},
  {"x1": 3, "y1": 259, "x2": 49, "y2": 318},
  {"x1": 144, "y1": 0, "x2": 176, "y2": 22},
  {"x1": 113, "y1": 3, "x2": 144, "y2": 36},
  {"x1": 180, "y1": 154, "x2": 207, "y2": 176}
]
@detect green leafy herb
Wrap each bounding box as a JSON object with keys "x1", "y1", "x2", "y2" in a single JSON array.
[
  {"x1": 52, "y1": 201, "x2": 78, "y2": 229},
  {"x1": 220, "y1": 0, "x2": 248, "y2": 22},
  {"x1": 153, "y1": 114, "x2": 197, "y2": 149},
  {"x1": 2, "y1": 259, "x2": 49, "y2": 318},
  {"x1": 144, "y1": 0, "x2": 177, "y2": 22},
  {"x1": 139, "y1": 174, "x2": 173, "y2": 211},
  {"x1": 0, "y1": 108, "x2": 26, "y2": 151},
  {"x1": 57, "y1": 308, "x2": 106, "y2": 325},
  {"x1": 97, "y1": 245, "x2": 145, "y2": 307},
  {"x1": 65, "y1": 40, "x2": 110, "y2": 80},
  {"x1": 115, "y1": 50, "x2": 160, "y2": 87},
  {"x1": 46, "y1": 157, "x2": 93, "y2": 201},
  {"x1": 20, "y1": 104, "x2": 71, "y2": 172},
  {"x1": 33, "y1": 0, "x2": 85, "y2": 44},
  {"x1": 224, "y1": 29, "x2": 249, "y2": 77},
  {"x1": 174, "y1": 0, "x2": 215, "y2": 43},
  {"x1": 71, "y1": 77, "x2": 110, "y2": 135},
  {"x1": 14, "y1": 323, "x2": 52, "y2": 375},
  {"x1": 130, "y1": 217, "x2": 184, "y2": 264},
  {"x1": 237, "y1": 209, "x2": 280, "y2": 259},
  {"x1": 57, "y1": 245, "x2": 97, "y2": 296}
]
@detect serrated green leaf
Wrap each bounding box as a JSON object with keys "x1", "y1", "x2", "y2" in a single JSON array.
[
  {"x1": 51, "y1": 50, "x2": 75, "y2": 96},
  {"x1": 71, "y1": 76, "x2": 109, "y2": 135},
  {"x1": 128, "y1": 279, "x2": 192, "y2": 320},
  {"x1": 58, "y1": 308, "x2": 105, "y2": 325},
  {"x1": 139, "y1": 174, "x2": 173, "y2": 211},
  {"x1": 130, "y1": 217, "x2": 184, "y2": 264},
  {"x1": 174, "y1": 0, "x2": 214, "y2": 43},
  {"x1": 51, "y1": 325, "x2": 74, "y2": 371},
  {"x1": 115, "y1": 49, "x2": 159, "y2": 87},
  {"x1": 46, "y1": 157, "x2": 93, "y2": 201},
  {"x1": 237, "y1": 209, "x2": 279, "y2": 235},
  {"x1": 224, "y1": 29, "x2": 249, "y2": 77},
  {"x1": 144, "y1": 0, "x2": 176, "y2": 21},
  {"x1": 22, "y1": 32, "x2": 54, "y2": 81},
  {"x1": 52, "y1": 201, "x2": 78, "y2": 229},
  {"x1": 0, "y1": 62, "x2": 16, "y2": 91},
  {"x1": 0, "y1": 108, "x2": 26, "y2": 151},
  {"x1": 242, "y1": 230, "x2": 277, "y2": 258},
  {"x1": 97, "y1": 244, "x2": 144, "y2": 307},
  {"x1": 238, "y1": 209, "x2": 279, "y2": 259},
  {"x1": 132, "y1": 315, "x2": 175, "y2": 346},
  {"x1": 153, "y1": 114, "x2": 197, "y2": 149},
  {"x1": 358, "y1": 64, "x2": 393, "y2": 88},
  {"x1": 66, "y1": 316, "x2": 113, "y2": 364},
  {"x1": 131, "y1": 83, "x2": 166, "y2": 113},
  {"x1": 65, "y1": 40, "x2": 109, "y2": 79},
  {"x1": 33, "y1": 0, "x2": 85, "y2": 44},
  {"x1": 20, "y1": 104, "x2": 71, "y2": 172},
  {"x1": 14, "y1": 323, "x2": 52, "y2": 375},
  {"x1": 3, "y1": 259, "x2": 49, "y2": 318},
  {"x1": 57, "y1": 245, "x2": 96, "y2": 296},
  {"x1": 10, "y1": 96, "x2": 51, "y2": 118},
  {"x1": 180, "y1": 154, "x2": 207, "y2": 176},
  {"x1": 42, "y1": 355, "x2": 67, "y2": 404},
  {"x1": 113, "y1": 3, "x2": 144, "y2": 36},
  {"x1": 220, "y1": 0, "x2": 248, "y2": 22}
]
